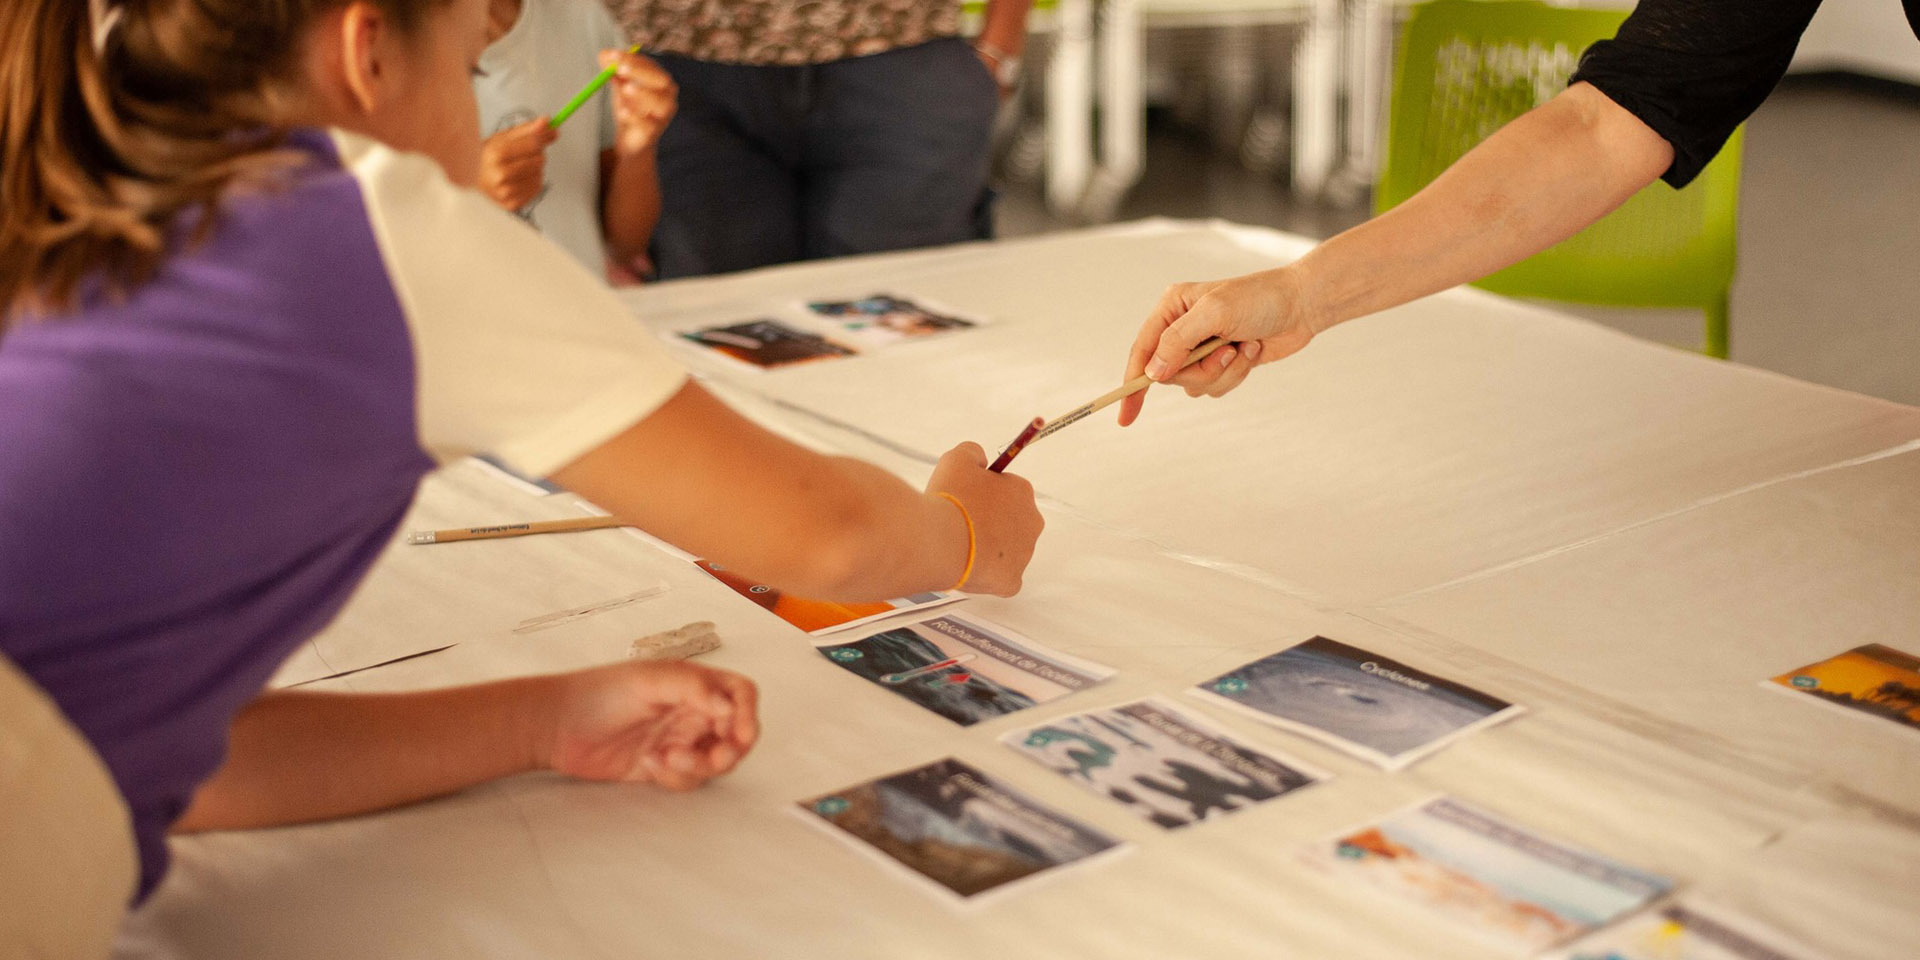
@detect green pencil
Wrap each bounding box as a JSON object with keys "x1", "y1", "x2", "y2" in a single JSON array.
[{"x1": 549, "y1": 44, "x2": 642, "y2": 129}]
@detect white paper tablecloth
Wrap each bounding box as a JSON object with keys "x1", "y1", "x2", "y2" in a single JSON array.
[{"x1": 123, "y1": 222, "x2": 1920, "y2": 960}]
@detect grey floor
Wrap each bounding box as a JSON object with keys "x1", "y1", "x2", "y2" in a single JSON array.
[{"x1": 997, "y1": 76, "x2": 1920, "y2": 407}]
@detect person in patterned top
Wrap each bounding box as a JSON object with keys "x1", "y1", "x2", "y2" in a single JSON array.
[{"x1": 604, "y1": 0, "x2": 1034, "y2": 277}]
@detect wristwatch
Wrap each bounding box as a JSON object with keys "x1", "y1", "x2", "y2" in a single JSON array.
[{"x1": 975, "y1": 40, "x2": 1023, "y2": 89}]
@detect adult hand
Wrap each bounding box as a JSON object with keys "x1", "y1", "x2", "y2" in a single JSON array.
[
  {"x1": 924, "y1": 442, "x2": 1043, "y2": 597},
  {"x1": 541, "y1": 659, "x2": 759, "y2": 792},
  {"x1": 1118, "y1": 266, "x2": 1324, "y2": 426},
  {"x1": 479, "y1": 116, "x2": 557, "y2": 212},
  {"x1": 602, "y1": 49, "x2": 677, "y2": 156}
]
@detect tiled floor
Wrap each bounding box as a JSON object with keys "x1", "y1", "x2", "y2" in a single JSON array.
[{"x1": 998, "y1": 76, "x2": 1920, "y2": 407}]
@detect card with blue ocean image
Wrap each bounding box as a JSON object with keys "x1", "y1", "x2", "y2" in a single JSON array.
[
  {"x1": 1311, "y1": 796, "x2": 1673, "y2": 954},
  {"x1": 815, "y1": 614, "x2": 1113, "y2": 726},
  {"x1": 1190, "y1": 636, "x2": 1523, "y2": 769},
  {"x1": 1001, "y1": 697, "x2": 1328, "y2": 830},
  {"x1": 797, "y1": 757, "x2": 1126, "y2": 903}
]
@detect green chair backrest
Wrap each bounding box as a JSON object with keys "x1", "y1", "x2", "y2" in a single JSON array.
[
  {"x1": 1377, "y1": 0, "x2": 1741, "y2": 355},
  {"x1": 962, "y1": 0, "x2": 1058, "y2": 15}
]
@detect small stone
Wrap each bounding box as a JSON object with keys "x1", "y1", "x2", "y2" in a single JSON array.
[{"x1": 630, "y1": 621, "x2": 720, "y2": 661}]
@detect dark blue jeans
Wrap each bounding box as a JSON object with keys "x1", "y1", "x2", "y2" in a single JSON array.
[{"x1": 649, "y1": 37, "x2": 1000, "y2": 279}]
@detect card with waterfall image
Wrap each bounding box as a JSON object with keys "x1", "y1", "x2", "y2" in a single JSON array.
[
  {"x1": 1001, "y1": 697, "x2": 1328, "y2": 830},
  {"x1": 1314, "y1": 796, "x2": 1673, "y2": 954},
  {"x1": 1190, "y1": 636, "x2": 1523, "y2": 769},
  {"x1": 797, "y1": 757, "x2": 1125, "y2": 903},
  {"x1": 815, "y1": 614, "x2": 1113, "y2": 726}
]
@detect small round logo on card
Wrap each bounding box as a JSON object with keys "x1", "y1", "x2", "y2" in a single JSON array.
[
  {"x1": 1214, "y1": 677, "x2": 1249, "y2": 694},
  {"x1": 827, "y1": 648, "x2": 863, "y2": 662},
  {"x1": 1790, "y1": 675, "x2": 1818, "y2": 689},
  {"x1": 749, "y1": 585, "x2": 770, "y2": 594},
  {"x1": 814, "y1": 797, "x2": 850, "y2": 816}
]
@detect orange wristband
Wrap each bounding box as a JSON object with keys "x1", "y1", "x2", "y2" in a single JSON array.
[{"x1": 937, "y1": 492, "x2": 976, "y2": 591}]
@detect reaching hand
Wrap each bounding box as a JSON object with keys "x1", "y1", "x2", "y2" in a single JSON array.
[
  {"x1": 542, "y1": 660, "x2": 759, "y2": 792},
  {"x1": 925, "y1": 442, "x2": 1043, "y2": 597},
  {"x1": 602, "y1": 49, "x2": 677, "y2": 157},
  {"x1": 479, "y1": 116, "x2": 557, "y2": 212},
  {"x1": 1118, "y1": 267, "x2": 1323, "y2": 426}
]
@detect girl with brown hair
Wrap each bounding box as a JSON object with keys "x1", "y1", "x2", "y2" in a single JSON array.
[{"x1": 0, "y1": 1, "x2": 1042, "y2": 954}]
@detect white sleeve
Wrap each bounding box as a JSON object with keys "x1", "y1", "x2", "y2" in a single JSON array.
[{"x1": 332, "y1": 129, "x2": 686, "y2": 478}]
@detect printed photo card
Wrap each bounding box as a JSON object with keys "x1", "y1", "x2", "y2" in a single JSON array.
[
  {"x1": 804, "y1": 294, "x2": 981, "y2": 348},
  {"x1": 1765, "y1": 643, "x2": 1920, "y2": 735},
  {"x1": 796, "y1": 757, "x2": 1125, "y2": 904},
  {"x1": 1001, "y1": 697, "x2": 1328, "y2": 830},
  {"x1": 815, "y1": 614, "x2": 1113, "y2": 727},
  {"x1": 1191, "y1": 636, "x2": 1523, "y2": 769},
  {"x1": 681, "y1": 318, "x2": 855, "y2": 369},
  {"x1": 1548, "y1": 902, "x2": 1829, "y2": 960},
  {"x1": 1312, "y1": 796, "x2": 1674, "y2": 954},
  {"x1": 693, "y1": 559, "x2": 959, "y2": 636}
]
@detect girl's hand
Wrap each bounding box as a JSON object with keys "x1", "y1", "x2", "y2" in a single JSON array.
[
  {"x1": 925, "y1": 443, "x2": 1044, "y2": 597},
  {"x1": 479, "y1": 117, "x2": 557, "y2": 212},
  {"x1": 1118, "y1": 266, "x2": 1324, "y2": 426},
  {"x1": 541, "y1": 660, "x2": 759, "y2": 792},
  {"x1": 602, "y1": 49, "x2": 677, "y2": 157}
]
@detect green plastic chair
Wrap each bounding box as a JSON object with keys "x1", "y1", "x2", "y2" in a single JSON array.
[{"x1": 1376, "y1": 0, "x2": 1742, "y2": 358}]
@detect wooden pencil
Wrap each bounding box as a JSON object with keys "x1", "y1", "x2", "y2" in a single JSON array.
[
  {"x1": 406, "y1": 515, "x2": 627, "y2": 545},
  {"x1": 1031, "y1": 336, "x2": 1229, "y2": 443},
  {"x1": 988, "y1": 337, "x2": 1231, "y2": 472}
]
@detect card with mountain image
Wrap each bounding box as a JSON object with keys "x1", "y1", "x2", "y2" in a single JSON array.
[
  {"x1": 797, "y1": 757, "x2": 1125, "y2": 903},
  {"x1": 1313, "y1": 796, "x2": 1673, "y2": 954},
  {"x1": 1000, "y1": 697, "x2": 1327, "y2": 830},
  {"x1": 1190, "y1": 636, "x2": 1523, "y2": 769},
  {"x1": 816, "y1": 614, "x2": 1113, "y2": 726},
  {"x1": 1765, "y1": 643, "x2": 1920, "y2": 734}
]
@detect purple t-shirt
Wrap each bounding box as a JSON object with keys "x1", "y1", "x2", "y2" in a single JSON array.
[{"x1": 0, "y1": 129, "x2": 686, "y2": 900}]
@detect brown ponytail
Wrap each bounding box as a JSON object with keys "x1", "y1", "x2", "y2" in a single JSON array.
[{"x1": 0, "y1": 0, "x2": 448, "y2": 330}]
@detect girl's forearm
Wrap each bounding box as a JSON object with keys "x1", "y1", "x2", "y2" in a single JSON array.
[
  {"x1": 175, "y1": 680, "x2": 555, "y2": 832},
  {"x1": 1303, "y1": 82, "x2": 1673, "y2": 331},
  {"x1": 602, "y1": 147, "x2": 662, "y2": 270},
  {"x1": 551, "y1": 384, "x2": 974, "y2": 603}
]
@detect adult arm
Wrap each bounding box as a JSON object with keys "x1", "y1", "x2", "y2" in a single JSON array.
[
  {"x1": 1119, "y1": 0, "x2": 1827, "y2": 422},
  {"x1": 176, "y1": 659, "x2": 759, "y2": 831},
  {"x1": 1118, "y1": 82, "x2": 1672, "y2": 422}
]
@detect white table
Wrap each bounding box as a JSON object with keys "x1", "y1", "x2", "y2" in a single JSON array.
[{"x1": 125, "y1": 222, "x2": 1920, "y2": 960}]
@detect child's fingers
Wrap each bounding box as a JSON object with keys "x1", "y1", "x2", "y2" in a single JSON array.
[{"x1": 707, "y1": 670, "x2": 760, "y2": 749}]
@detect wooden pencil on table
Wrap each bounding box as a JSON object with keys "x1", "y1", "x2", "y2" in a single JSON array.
[{"x1": 406, "y1": 515, "x2": 627, "y2": 545}]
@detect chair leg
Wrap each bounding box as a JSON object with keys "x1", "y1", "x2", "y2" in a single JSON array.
[{"x1": 1704, "y1": 295, "x2": 1730, "y2": 359}]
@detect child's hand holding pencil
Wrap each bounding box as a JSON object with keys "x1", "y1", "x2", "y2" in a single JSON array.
[
  {"x1": 601, "y1": 48, "x2": 677, "y2": 157},
  {"x1": 478, "y1": 116, "x2": 558, "y2": 213}
]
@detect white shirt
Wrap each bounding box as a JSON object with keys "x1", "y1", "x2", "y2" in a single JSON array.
[{"x1": 474, "y1": 0, "x2": 626, "y2": 274}]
